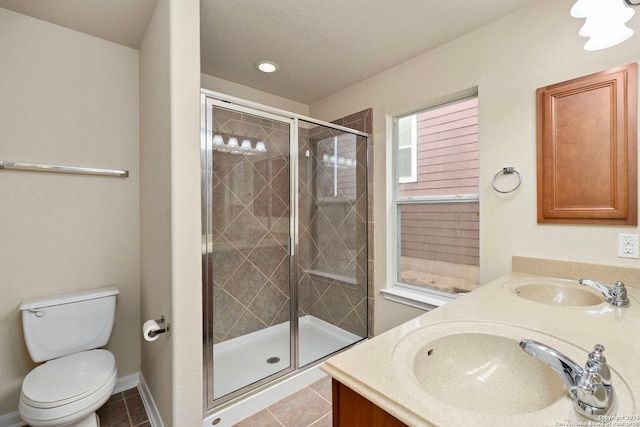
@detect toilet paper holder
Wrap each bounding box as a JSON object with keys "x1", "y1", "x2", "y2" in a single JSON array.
[{"x1": 147, "y1": 315, "x2": 171, "y2": 338}]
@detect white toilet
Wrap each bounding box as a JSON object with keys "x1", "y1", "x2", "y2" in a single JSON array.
[{"x1": 18, "y1": 287, "x2": 120, "y2": 427}]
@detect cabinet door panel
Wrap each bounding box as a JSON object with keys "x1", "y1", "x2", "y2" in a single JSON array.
[
  {"x1": 536, "y1": 63, "x2": 637, "y2": 225},
  {"x1": 332, "y1": 380, "x2": 408, "y2": 427}
]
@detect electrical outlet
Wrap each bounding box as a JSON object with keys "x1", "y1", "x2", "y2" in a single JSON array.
[{"x1": 618, "y1": 234, "x2": 640, "y2": 259}]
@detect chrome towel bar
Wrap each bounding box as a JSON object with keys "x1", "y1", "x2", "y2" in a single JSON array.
[{"x1": 0, "y1": 160, "x2": 128, "y2": 177}]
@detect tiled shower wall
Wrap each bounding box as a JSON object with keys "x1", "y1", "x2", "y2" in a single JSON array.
[
  {"x1": 210, "y1": 107, "x2": 373, "y2": 343},
  {"x1": 210, "y1": 107, "x2": 292, "y2": 343},
  {"x1": 297, "y1": 114, "x2": 370, "y2": 338},
  {"x1": 329, "y1": 109, "x2": 374, "y2": 338}
]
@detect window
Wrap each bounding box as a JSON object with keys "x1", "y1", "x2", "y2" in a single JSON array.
[
  {"x1": 393, "y1": 96, "x2": 479, "y2": 300},
  {"x1": 397, "y1": 115, "x2": 417, "y2": 183}
]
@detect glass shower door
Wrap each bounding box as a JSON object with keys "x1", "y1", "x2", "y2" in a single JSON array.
[
  {"x1": 202, "y1": 98, "x2": 295, "y2": 405},
  {"x1": 296, "y1": 120, "x2": 368, "y2": 367}
]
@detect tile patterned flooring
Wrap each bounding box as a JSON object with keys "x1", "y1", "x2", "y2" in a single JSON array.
[
  {"x1": 96, "y1": 387, "x2": 151, "y2": 427},
  {"x1": 26, "y1": 376, "x2": 332, "y2": 427},
  {"x1": 22, "y1": 387, "x2": 150, "y2": 427},
  {"x1": 232, "y1": 376, "x2": 332, "y2": 427}
]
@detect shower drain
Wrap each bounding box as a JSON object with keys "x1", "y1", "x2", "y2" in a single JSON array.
[{"x1": 266, "y1": 356, "x2": 280, "y2": 364}]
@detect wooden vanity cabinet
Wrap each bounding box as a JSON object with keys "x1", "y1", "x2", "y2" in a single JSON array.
[
  {"x1": 536, "y1": 63, "x2": 637, "y2": 225},
  {"x1": 332, "y1": 379, "x2": 409, "y2": 427}
]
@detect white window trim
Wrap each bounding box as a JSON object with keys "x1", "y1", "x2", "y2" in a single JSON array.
[
  {"x1": 387, "y1": 197, "x2": 478, "y2": 310},
  {"x1": 387, "y1": 94, "x2": 479, "y2": 310},
  {"x1": 397, "y1": 115, "x2": 417, "y2": 183},
  {"x1": 396, "y1": 194, "x2": 479, "y2": 204},
  {"x1": 381, "y1": 286, "x2": 457, "y2": 311}
]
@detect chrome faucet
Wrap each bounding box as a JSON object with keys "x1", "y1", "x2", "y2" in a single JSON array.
[
  {"x1": 520, "y1": 340, "x2": 616, "y2": 420},
  {"x1": 579, "y1": 279, "x2": 629, "y2": 307}
]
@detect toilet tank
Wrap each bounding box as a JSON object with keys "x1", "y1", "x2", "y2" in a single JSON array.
[{"x1": 20, "y1": 287, "x2": 119, "y2": 362}]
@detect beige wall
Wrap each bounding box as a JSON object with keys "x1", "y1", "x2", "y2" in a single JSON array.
[
  {"x1": 0, "y1": 8, "x2": 140, "y2": 415},
  {"x1": 308, "y1": 0, "x2": 640, "y2": 334},
  {"x1": 140, "y1": 0, "x2": 202, "y2": 425},
  {"x1": 167, "y1": 0, "x2": 202, "y2": 424},
  {"x1": 201, "y1": 73, "x2": 310, "y2": 116},
  {"x1": 140, "y1": 1, "x2": 172, "y2": 423}
]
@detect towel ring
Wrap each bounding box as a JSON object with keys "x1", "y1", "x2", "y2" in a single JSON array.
[{"x1": 492, "y1": 167, "x2": 521, "y2": 194}]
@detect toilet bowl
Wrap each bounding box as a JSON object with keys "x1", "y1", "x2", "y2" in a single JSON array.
[
  {"x1": 18, "y1": 287, "x2": 120, "y2": 427},
  {"x1": 19, "y1": 350, "x2": 117, "y2": 427}
]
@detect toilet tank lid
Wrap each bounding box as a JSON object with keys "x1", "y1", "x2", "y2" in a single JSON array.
[{"x1": 20, "y1": 287, "x2": 119, "y2": 311}]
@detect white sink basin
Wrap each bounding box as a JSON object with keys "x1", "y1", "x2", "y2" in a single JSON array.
[
  {"x1": 392, "y1": 321, "x2": 635, "y2": 418},
  {"x1": 504, "y1": 279, "x2": 604, "y2": 307},
  {"x1": 411, "y1": 332, "x2": 564, "y2": 414}
]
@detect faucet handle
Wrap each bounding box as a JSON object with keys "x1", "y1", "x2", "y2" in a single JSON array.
[
  {"x1": 575, "y1": 366, "x2": 610, "y2": 410},
  {"x1": 610, "y1": 281, "x2": 629, "y2": 307},
  {"x1": 575, "y1": 347, "x2": 614, "y2": 413},
  {"x1": 586, "y1": 344, "x2": 611, "y2": 386},
  {"x1": 576, "y1": 365, "x2": 599, "y2": 391},
  {"x1": 589, "y1": 344, "x2": 605, "y2": 361},
  {"x1": 520, "y1": 339, "x2": 616, "y2": 419}
]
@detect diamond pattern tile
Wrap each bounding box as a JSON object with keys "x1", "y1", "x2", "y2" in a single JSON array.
[
  {"x1": 227, "y1": 259, "x2": 266, "y2": 307},
  {"x1": 248, "y1": 281, "x2": 289, "y2": 325},
  {"x1": 211, "y1": 107, "x2": 371, "y2": 344}
]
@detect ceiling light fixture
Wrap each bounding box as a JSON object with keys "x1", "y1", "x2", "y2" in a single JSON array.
[
  {"x1": 254, "y1": 60, "x2": 279, "y2": 73},
  {"x1": 571, "y1": 0, "x2": 638, "y2": 50}
]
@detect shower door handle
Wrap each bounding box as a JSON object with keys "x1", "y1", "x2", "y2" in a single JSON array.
[{"x1": 288, "y1": 236, "x2": 294, "y2": 257}]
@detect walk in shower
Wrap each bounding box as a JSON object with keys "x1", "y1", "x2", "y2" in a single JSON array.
[{"x1": 201, "y1": 91, "x2": 370, "y2": 413}]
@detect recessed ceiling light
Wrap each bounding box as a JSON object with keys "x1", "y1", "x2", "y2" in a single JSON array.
[{"x1": 255, "y1": 60, "x2": 279, "y2": 73}]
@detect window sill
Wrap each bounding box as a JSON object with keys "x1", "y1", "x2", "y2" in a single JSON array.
[{"x1": 380, "y1": 286, "x2": 456, "y2": 311}]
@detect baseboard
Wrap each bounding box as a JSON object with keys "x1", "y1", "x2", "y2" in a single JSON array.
[
  {"x1": 203, "y1": 364, "x2": 327, "y2": 427},
  {"x1": 117, "y1": 373, "x2": 165, "y2": 427},
  {"x1": 0, "y1": 372, "x2": 161, "y2": 427},
  {"x1": 114, "y1": 372, "x2": 141, "y2": 394},
  {"x1": 138, "y1": 373, "x2": 164, "y2": 427},
  {"x1": 0, "y1": 412, "x2": 23, "y2": 427}
]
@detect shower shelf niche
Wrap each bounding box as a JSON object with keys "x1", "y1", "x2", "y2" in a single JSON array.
[{"x1": 307, "y1": 269, "x2": 358, "y2": 286}]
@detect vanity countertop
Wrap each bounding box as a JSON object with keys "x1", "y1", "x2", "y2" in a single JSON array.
[{"x1": 321, "y1": 272, "x2": 640, "y2": 427}]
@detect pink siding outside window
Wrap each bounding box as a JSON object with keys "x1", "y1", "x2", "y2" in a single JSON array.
[
  {"x1": 397, "y1": 97, "x2": 479, "y2": 293},
  {"x1": 399, "y1": 97, "x2": 479, "y2": 198}
]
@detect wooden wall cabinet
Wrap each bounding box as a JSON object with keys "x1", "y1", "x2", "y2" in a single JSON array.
[
  {"x1": 332, "y1": 380, "x2": 408, "y2": 427},
  {"x1": 537, "y1": 63, "x2": 637, "y2": 225}
]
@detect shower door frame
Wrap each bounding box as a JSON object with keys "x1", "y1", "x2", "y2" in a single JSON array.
[
  {"x1": 201, "y1": 94, "x2": 298, "y2": 409},
  {"x1": 201, "y1": 89, "x2": 370, "y2": 412}
]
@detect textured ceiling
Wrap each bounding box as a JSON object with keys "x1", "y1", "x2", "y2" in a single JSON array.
[
  {"x1": 0, "y1": 0, "x2": 158, "y2": 49},
  {"x1": 200, "y1": 0, "x2": 539, "y2": 104},
  {"x1": 1, "y1": 0, "x2": 540, "y2": 104}
]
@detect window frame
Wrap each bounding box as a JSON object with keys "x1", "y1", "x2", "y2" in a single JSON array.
[
  {"x1": 387, "y1": 93, "x2": 479, "y2": 308},
  {"x1": 397, "y1": 115, "x2": 417, "y2": 183}
]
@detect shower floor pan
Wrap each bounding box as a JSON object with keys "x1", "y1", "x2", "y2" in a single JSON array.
[{"x1": 213, "y1": 314, "x2": 362, "y2": 399}]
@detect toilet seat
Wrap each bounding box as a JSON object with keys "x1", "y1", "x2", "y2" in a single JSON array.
[{"x1": 19, "y1": 349, "x2": 117, "y2": 426}]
